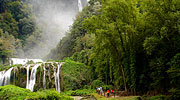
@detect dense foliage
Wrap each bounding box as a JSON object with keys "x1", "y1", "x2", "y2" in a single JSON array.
[
  {"x1": 0, "y1": 0, "x2": 40, "y2": 63},
  {"x1": 1, "y1": 0, "x2": 180, "y2": 98},
  {"x1": 62, "y1": 59, "x2": 89, "y2": 90},
  {"x1": 48, "y1": 0, "x2": 180, "y2": 96}
]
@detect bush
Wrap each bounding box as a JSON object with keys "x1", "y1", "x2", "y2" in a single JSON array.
[
  {"x1": 169, "y1": 88, "x2": 180, "y2": 100},
  {"x1": 70, "y1": 89, "x2": 96, "y2": 96},
  {"x1": 27, "y1": 89, "x2": 73, "y2": 100},
  {"x1": 102, "y1": 85, "x2": 113, "y2": 90},
  {"x1": 0, "y1": 85, "x2": 31, "y2": 100},
  {"x1": 62, "y1": 59, "x2": 88, "y2": 90},
  {"x1": 149, "y1": 95, "x2": 169, "y2": 100},
  {"x1": 91, "y1": 80, "x2": 104, "y2": 89},
  {"x1": 141, "y1": 95, "x2": 169, "y2": 100},
  {"x1": 0, "y1": 85, "x2": 73, "y2": 100}
]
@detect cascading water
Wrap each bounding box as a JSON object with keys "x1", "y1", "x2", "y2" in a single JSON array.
[
  {"x1": 53, "y1": 62, "x2": 63, "y2": 93},
  {"x1": 0, "y1": 62, "x2": 64, "y2": 93},
  {"x1": 0, "y1": 67, "x2": 14, "y2": 86},
  {"x1": 26, "y1": 65, "x2": 31, "y2": 89},
  {"x1": 0, "y1": 71, "x2": 5, "y2": 86},
  {"x1": 56, "y1": 63, "x2": 62, "y2": 93},
  {"x1": 27, "y1": 64, "x2": 40, "y2": 91},
  {"x1": 43, "y1": 65, "x2": 46, "y2": 89},
  {"x1": 53, "y1": 65, "x2": 58, "y2": 92},
  {"x1": 78, "y1": 0, "x2": 83, "y2": 11}
]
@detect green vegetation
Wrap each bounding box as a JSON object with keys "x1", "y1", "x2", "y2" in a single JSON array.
[
  {"x1": 62, "y1": 59, "x2": 89, "y2": 90},
  {"x1": 92, "y1": 93, "x2": 140, "y2": 100},
  {"x1": 48, "y1": 0, "x2": 180, "y2": 98},
  {"x1": 0, "y1": 85, "x2": 31, "y2": 100},
  {"x1": 141, "y1": 95, "x2": 170, "y2": 100},
  {"x1": 70, "y1": 89, "x2": 96, "y2": 96},
  {"x1": 0, "y1": 85, "x2": 73, "y2": 100},
  {"x1": 1, "y1": 0, "x2": 180, "y2": 99},
  {"x1": 0, "y1": 64, "x2": 21, "y2": 71},
  {"x1": 0, "y1": 0, "x2": 39, "y2": 63},
  {"x1": 63, "y1": 89, "x2": 96, "y2": 96}
]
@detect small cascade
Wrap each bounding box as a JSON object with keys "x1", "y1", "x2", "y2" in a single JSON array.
[
  {"x1": 56, "y1": 63, "x2": 62, "y2": 93},
  {"x1": 78, "y1": 0, "x2": 83, "y2": 11},
  {"x1": 43, "y1": 65, "x2": 46, "y2": 89},
  {"x1": 53, "y1": 65, "x2": 58, "y2": 92},
  {"x1": 27, "y1": 64, "x2": 40, "y2": 91},
  {"x1": 26, "y1": 65, "x2": 31, "y2": 89},
  {"x1": 0, "y1": 71, "x2": 5, "y2": 86},
  {"x1": 53, "y1": 62, "x2": 63, "y2": 93},
  {"x1": 0, "y1": 67, "x2": 14, "y2": 86}
]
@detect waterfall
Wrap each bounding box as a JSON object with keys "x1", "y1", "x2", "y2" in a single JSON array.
[
  {"x1": 43, "y1": 65, "x2": 46, "y2": 89},
  {"x1": 53, "y1": 65, "x2": 58, "y2": 92},
  {"x1": 56, "y1": 63, "x2": 62, "y2": 93},
  {"x1": 78, "y1": 0, "x2": 83, "y2": 11},
  {"x1": 27, "y1": 64, "x2": 40, "y2": 91},
  {"x1": 0, "y1": 71, "x2": 5, "y2": 86},
  {"x1": 0, "y1": 67, "x2": 14, "y2": 86},
  {"x1": 26, "y1": 65, "x2": 31, "y2": 89},
  {"x1": 53, "y1": 62, "x2": 63, "y2": 93},
  {"x1": 0, "y1": 62, "x2": 63, "y2": 92}
]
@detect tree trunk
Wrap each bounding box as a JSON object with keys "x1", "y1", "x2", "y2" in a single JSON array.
[{"x1": 121, "y1": 64, "x2": 127, "y2": 92}]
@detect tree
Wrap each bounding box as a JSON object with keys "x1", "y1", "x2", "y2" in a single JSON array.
[
  {"x1": 0, "y1": 29, "x2": 14, "y2": 64},
  {"x1": 0, "y1": 0, "x2": 10, "y2": 13}
]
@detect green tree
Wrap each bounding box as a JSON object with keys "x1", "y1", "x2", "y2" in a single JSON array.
[
  {"x1": 0, "y1": 11, "x2": 19, "y2": 37},
  {"x1": 0, "y1": 0, "x2": 10, "y2": 13},
  {"x1": 0, "y1": 29, "x2": 14, "y2": 64}
]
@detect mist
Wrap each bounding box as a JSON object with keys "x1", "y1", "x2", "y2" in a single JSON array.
[{"x1": 20, "y1": 0, "x2": 88, "y2": 59}]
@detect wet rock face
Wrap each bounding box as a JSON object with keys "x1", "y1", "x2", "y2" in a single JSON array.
[{"x1": 1, "y1": 62, "x2": 64, "y2": 92}]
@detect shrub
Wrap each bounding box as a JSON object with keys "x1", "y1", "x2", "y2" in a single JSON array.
[
  {"x1": 62, "y1": 59, "x2": 88, "y2": 90},
  {"x1": 0, "y1": 85, "x2": 31, "y2": 100},
  {"x1": 0, "y1": 85, "x2": 73, "y2": 100},
  {"x1": 141, "y1": 95, "x2": 169, "y2": 100},
  {"x1": 27, "y1": 89, "x2": 73, "y2": 100},
  {"x1": 70, "y1": 89, "x2": 96, "y2": 96},
  {"x1": 102, "y1": 85, "x2": 113, "y2": 90},
  {"x1": 91, "y1": 80, "x2": 104, "y2": 89},
  {"x1": 169, "y1": 88, "x2": 180, "y2": 100}
]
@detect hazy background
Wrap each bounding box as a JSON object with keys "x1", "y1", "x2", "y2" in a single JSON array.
[{"x1": 20, "y1": 0, "x2": 87, "y2": 59}]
